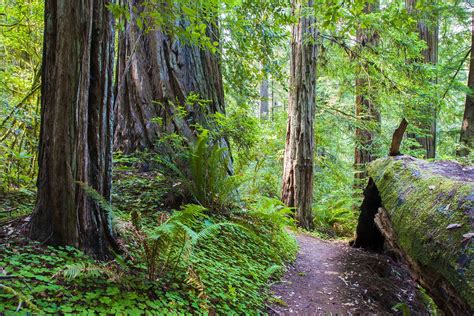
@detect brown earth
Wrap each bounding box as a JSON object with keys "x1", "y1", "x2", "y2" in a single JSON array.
[{"x1": 268, "y1": 233, "x2": 430, "y2": 315}]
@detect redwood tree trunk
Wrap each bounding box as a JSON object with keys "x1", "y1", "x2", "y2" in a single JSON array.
[
  {"x1": 114, "y1": 0, "x2": 229, "y2": 153},
  {"x1": 354, "y1": 0, "x2": 381, "y2": 182},
  {"x1": 406, "y1": 0, "x2": 438, "y2": 159},
  {"x1": 281, "y1": 0, "x2": 317, "y2": 230},
  {"x1": 30, "y1": 0, "x2": 117, "y2": 258},
  {"x1": 458, "y1": 12, "x2": 474, "y2": 157}
]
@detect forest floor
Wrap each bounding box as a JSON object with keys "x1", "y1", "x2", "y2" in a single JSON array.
[{"x1": 268, "y1": 233, "x2": 432, "y2": 315}]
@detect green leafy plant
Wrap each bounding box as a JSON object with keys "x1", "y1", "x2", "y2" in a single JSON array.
[
  {"x1": 160, "y1": 129, "x2": 242, "y2": 214},
  {"x1": 54, "y1": 262, "x2": 122, "y2": 282},
  {"x1": 313, "y1": 196, "x2": 356, "y2": 238}
]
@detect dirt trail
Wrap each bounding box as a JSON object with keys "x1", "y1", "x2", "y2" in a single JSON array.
[{"x1": 269, "y1": 233, "x2": 429, "y2": 315}]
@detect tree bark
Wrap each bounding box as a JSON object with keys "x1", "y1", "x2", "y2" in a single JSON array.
[
  {"x1": 113, "y1": 0, "x2": 229, "y2": 154},
  {"x1": 354, "y1": 0, "x2": 381, "y2": 182},
  {"x1": 406, "y1": 0, "x2": 438, "y2": 159},
  {"x1": 30, "y1": 0, "x2": 117, "y2": 259},
  {"x1": 281, "y1": 0, "x2": 317, "y2": 230},
  {"x1": 458, "y1": 11, "x2": 474, "y2": 157}
]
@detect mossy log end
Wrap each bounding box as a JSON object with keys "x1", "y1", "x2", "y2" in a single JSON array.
[{"x1": 353, "y1": 156, "x2": 474, "y2": 315}]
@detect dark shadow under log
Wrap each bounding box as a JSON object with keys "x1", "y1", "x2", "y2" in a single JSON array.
[
  {"x1": 351, "y1": 178, "x2": 385, "y2": 251},
  {"x1": 351, "y1": 156, "x2": 474, "y2": 315}
]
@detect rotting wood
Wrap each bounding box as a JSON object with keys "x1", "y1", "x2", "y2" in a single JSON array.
[{"x1": 353, "y1": 156, "x2": 474, "y2": 314}]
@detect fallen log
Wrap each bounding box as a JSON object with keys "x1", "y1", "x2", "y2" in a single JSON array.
[{"x1": 353, "y1": 156, "x2": 474, "y2": 315}]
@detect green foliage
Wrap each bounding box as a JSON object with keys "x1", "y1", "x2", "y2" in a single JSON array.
[
  {"x1": 0, "y1": 199, "x2": 297, "y2": 314},
  {"x1": 0, "y1": 0, "x2": 43, "y2": 191},
  {"x1": 0, "y1": 188, "x2": 35, "y2": 224},
  {"x1": 112, "y1": 159, "x2": 169, "y2": 215},
  {"x1": 0, "y1": 243, "x2": 203, "y2": 314},
  {"x1": 186, "y1": 130, "x2": 240, "y2": 212},
  {"x1": 160, "y1": 130, "x2": 241, "y2": 214},
  {"x1": 235, "y1": 111, "x2": 287, "y2": 199},
  {"x1": 313, "y1": 201, "x2": 356, "y2": 238},
  {"x1": 312, "y1": 154, "x2": 358, "y2": 238},
  {"x1": 56, "y1": 262, "x2": 122, "y2": 282},
  {"x1": 188, "y1": 205, "x2": 297, "y2": 313}
]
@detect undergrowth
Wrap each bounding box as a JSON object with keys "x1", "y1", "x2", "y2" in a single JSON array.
[
  {"x1": 0, "y1": 202, "x2": 297, "y2": 314},
  {"x1": 0, "y1": 131, "x2": 297, "y2": 314}
]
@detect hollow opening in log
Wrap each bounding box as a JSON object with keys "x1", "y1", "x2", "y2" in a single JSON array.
[{"x1": 351, "y1": 178, "x2": 385, "y2": 251}]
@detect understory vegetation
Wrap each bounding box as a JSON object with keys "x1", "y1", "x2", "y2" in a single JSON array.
[
  {"x1": 1, "y1": 0, "x2": 473, "y2": 313},
  {"x1": 1, "y1": 135, "x2": 297, "y2": 314}
]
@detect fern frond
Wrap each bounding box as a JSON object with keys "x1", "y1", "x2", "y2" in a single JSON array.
[
  {"x1": 186, "y1": 267, "x2": 209, "y2": 305},
  {"x1": 55, "y1": 262, "x2": 121, "y2": 282},
  {"x1": 263, "y1": 264, "x2": 284, "y2": 279},
  {"x1": 191, "y1": 222, "x2": 246, "y2": 246},
  {"x1": 77, "y1": 181, "x2": 115, "y2": 218}
]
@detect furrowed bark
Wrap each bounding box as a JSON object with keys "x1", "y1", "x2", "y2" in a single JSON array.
[
  {"x1": 30, "y1": 0, "x2": 118, "y2": 259},
  {"x1": 113, "y1": 0, "x2": 229, "y2": 155},
  {"x1": 281, "y1": 0, "x2": 317, "y2": 230}
]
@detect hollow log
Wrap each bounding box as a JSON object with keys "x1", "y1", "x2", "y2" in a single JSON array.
[{"x1": 353, "y1": 155, "x2": 474, "y2": 315}]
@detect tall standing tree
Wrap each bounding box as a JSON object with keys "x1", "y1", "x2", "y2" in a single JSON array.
[
  {"x1": 113, "y1": 0, "x2": 229, "y2": 154},
  {"x1": 30, "y1": 0, "x2": 117, "y2": 258},
  {"x1": 260, "y1": 74, "x2": 270, "y2": 120},
  {"x1": 458, "y1": 10, "x2": 474, "y2": 157},
  {"x1": 354, "y1": 0, "x2": 381, "y2": 182},
  {"x1": 406, "y1": 0, "x2": 439, "y2": 159},
  {"x1": 281, "y1": 0, "x2": 317, "y2": 230}
]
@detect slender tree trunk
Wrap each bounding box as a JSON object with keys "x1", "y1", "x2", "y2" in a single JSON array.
[
  {"x1": 30, "y1": 0, "x2": 117, "y2": 259},
  {"x1": 354, "y1": 0, "x2": 381, "y2": 182},
  {"x1": 406, "y1": 0, "x2": 438, "y2": 159},
  {"x1": 260, "y1": 76, "x2": 269, "y2": 120},
  {"x1": 458, "y1": 12, "x2": 474, "y2": 157},
  {"x1": 260, "y1": 61, "x2": 269, "y2": 120},
  {"x1": 114, "y1": 0, "x2": 229, "y2": 154},
  {"x1": 281, "y1": 0, "x2": 317, "y2": 230}
]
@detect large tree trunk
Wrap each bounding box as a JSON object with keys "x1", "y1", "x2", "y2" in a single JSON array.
[
  {"x1": 30, "y1": 0, "x2": 117, "y2": 259},
  {"x1": 458, "y1": 11, "x2": 474, "y2": 157},
  {"x1": 281, "y1": 0, "x2": 317, "y2": 230},
  {"x1": 354, "y1": 0, "x2": 381, "y2": 183},
  {"x1": 353, "y1": 156, "x2": 474, "y2": 314},
  {"x1": 406, "y1": 0, "x2": 438, "y2": 159},
  {"x1": 113, "y1": 0, "x2": 229, "y2": 154}
]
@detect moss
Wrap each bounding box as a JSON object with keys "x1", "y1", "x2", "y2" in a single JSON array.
[{"x1": 368, "y1": 156, "x2": 474, "y2": 308}]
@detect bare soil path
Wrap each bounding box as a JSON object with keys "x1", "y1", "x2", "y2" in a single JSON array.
[{"x1": 269, "y1": 233, "x2": 429, "y2": 315}]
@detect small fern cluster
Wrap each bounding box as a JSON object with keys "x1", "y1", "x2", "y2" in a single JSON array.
[
  {"x1": 54, "y1": 262, "x2": 122, "y2": 282},
  {"x1": 312, "y1": 196, "x2": 356, "y2": 237},
  {"x1": 159, "y1": 129, "x2": 241, "y2": 214},
  {"x1": 133, "y1": 204, "x2": 244, "y2": 286}
]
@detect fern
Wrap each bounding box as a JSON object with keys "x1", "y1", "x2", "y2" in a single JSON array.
[
  {"x1": 77, "y1": 181, "x2": 115, "y2": 220},
  {"x1": 55, "y1": 262, "x2": 121, "y2": 281},
  {"x1": 186, "y1": 267, "x2": 209, "y2": 310},
  {"x1": 263, "y1": 264, "x2": 284, "y2": 280},
  {"x1": 159, "y1": 129, "x2": 241, "y2": 213}
]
